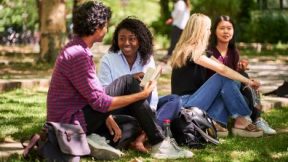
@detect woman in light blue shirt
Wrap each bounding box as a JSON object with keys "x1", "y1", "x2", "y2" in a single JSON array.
[{"x1": 99, "y1": 17, "x2": 182, "y2": 153}]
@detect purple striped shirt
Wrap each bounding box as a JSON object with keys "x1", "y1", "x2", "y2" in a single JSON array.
[{"x1": 47, "y1": 37, "x2": 112, "y2": 132}]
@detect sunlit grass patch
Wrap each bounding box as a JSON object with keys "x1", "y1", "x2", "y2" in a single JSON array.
[{"x1": 1, "y1": 90, "x2": 288, "y2": 162}]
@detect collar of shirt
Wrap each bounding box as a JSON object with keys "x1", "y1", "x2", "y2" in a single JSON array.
[
  {"x1": 117, "y1": 50, "x2": 141, "y2": 71},
  {"x1": 72, "y1": 36, "x2": 93, "y2": 57}
]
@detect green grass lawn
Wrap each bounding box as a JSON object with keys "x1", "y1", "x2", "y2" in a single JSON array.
[{"x1": 1, "y1": 89, "x2": 288, "y2": 162}]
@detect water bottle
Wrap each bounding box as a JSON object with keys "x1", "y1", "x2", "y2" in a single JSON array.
[{"x1": 163, "y1": 119, "x2": 173, "y2": 138}]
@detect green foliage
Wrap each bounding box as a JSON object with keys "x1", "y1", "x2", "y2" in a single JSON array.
[
  {"x1": 102, "y1": 0, "x2": 161, "y2": 44},
  {"x1": 250, "y1": 11, "x2": 288, "y2": 43},
  {"x1": 0, "y1": 0, "x2": 38, "y2": 32},
  {"x1": 192, "y1": 0, "x2": 241, "y2": 19},
  {"x1": 150, "y1": 0, "x2": 172, "y2": 37}
]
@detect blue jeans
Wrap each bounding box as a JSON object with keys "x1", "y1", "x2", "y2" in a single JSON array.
[
  {"x1": 156, "y1": 94, "x2": 182, "y2": 128},
  {"x1": 181, "y1": 74, "x2": 251, "y2": 125}
]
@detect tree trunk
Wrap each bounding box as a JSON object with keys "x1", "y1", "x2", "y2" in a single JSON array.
[{"x1": 38, "y1": 0, "x2": 66, "y2": 64}]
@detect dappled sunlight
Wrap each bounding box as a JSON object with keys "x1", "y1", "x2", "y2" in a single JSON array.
[
  {"x1": 0, "y1": 89, "x2": 46, "y2": 141},
  {"x1": 270, "y1": 151, "x2": 288, "y2": 160},
  {"x1": 230, "y1": 150, "x2": 258, "y2": 161}
]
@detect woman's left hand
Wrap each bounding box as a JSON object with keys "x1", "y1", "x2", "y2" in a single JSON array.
[{"x1": 106, "y1": 115, "x2": 122, "y2": 142}]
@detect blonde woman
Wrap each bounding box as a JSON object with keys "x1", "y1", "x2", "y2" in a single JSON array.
[{"x1": 170, "y1": 13, "x2": 263, "y2": 137}]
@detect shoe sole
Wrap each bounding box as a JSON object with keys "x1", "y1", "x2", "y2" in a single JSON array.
[
  {"x1": 232, "y1": 128, "x2": 263, "y2": 137},
  {"x1": 89, "y1": 146, "x2": 121, "y2": 160},
  {"x1": 87, "y1": 139, "x2": 123, "y2": 160},
  {"x1": 152, "y1": 153, "x2": 193, "y2": 159}
]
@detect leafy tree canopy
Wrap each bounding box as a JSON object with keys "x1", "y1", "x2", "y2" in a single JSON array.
[{"x1": 0, "y1": 0, "x2": 38, "y2": 32}]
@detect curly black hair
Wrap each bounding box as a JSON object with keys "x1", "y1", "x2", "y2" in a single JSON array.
[
  {"x1": 72, "y1": 1, "x2": 111, "y2": 37},
  {"x1": 109, "y1": 17, "x2": 153, "y2": 65}
]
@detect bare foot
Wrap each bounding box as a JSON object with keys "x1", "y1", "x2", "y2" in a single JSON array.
[
  {"x1": 130, "y1": 132, "x2": 149, "y2": 153},
  {"x1": 130, "y1": 141, "x2": 149, "y2": 153}
]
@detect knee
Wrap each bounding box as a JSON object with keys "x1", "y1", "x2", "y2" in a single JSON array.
[
  {"x1": 214, "y1": 74, "x2": 237, "y2": 86},
  {"x1": 169, "y1": 94, "x2": 181, "y2": 106},
  {"x1": 121, "y1": 74, "x2": 142, "y2": 93},
  {"x1": 165, "y1": 94, "x2": 180, "y2": 102}
]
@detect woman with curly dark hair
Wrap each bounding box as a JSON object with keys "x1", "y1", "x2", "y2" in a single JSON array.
[
  {"x1": 99, "y1": 17, "x2": 183, "y2": 154},
  {"x1": 109, "y1": 17, "x2": 153, "y2": 66}
]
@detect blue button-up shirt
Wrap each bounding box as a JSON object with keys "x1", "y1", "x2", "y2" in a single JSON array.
[{"x1": 98, "y1": 51, "x2": 159, "y2": 110}]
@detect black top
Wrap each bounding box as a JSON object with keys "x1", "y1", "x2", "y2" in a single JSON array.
[
  {"x1": 171, "y1": 52, "x2": 212, "y2": 96},
  {"x1": 171, "y1": 59, "x2": 208, "y2": 95}
]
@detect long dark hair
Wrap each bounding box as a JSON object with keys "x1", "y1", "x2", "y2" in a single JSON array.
[
  {"x1": 109, "y1": 17, "x2": 153, "y2": 65},
  {"x1": 209, "y1": 15, "x2": 239, "y2": 70}
]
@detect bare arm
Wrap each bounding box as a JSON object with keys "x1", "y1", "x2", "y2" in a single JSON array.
[
  {"x1": 107, "y1": 81, "x2": 156, "y2": 111},
  {"x1": 194, "y1": 55, "x2": 260, "y2": 88}
]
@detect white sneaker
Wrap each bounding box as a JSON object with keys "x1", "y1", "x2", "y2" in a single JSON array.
[
  {"x1": 255, "y1": 118, "x2": 277, "y2": 135},
  {"x1": 151, "y1": 137, "x2": 193, "y2": 159},
  {"x1": 87, "y1": 133, "x2": 124, "y2": 160}
]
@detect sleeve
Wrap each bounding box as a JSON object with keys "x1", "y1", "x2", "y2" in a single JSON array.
[
  {"x1": 145, "y1": 57, "x2": 159, "y2": 110},
  {"x1": 98, "y1": 55, "x2": 114, "y2": 87},
  {"x1": 70, "y1": 54, "x2": 112, "y2": 112}
]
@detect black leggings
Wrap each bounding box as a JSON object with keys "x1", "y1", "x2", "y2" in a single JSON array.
[
  {"x1": 83, "y1": 105, "x2": 141, "y2": 149},
  {"x1": 83, "y1": 75, "x2": 164, "y2": 148},
  {"x1": 240, "y1": 71, "x2": 261, "y2": 122}
]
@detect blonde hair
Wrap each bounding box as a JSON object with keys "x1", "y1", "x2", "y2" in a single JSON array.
[{"x1": 170, "y1": 13, "x2": 211, "y2": 68}]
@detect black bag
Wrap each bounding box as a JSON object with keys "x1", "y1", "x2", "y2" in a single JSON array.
[
  {"x1": 170, "y1": 107, "x2": 219, "y2": 148},
  {"x1": 263, "y1": 80, "x2": 288, "y2": 98}
]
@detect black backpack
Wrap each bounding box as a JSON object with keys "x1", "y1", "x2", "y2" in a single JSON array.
[
  {"x1": 170, "y1": 107, "x2": 219, "y2": 149},
  {"x1": 264, "y1": 80, "x2": 288, "y2": 98}
]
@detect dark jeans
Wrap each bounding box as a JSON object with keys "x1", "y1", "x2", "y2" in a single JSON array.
[
  {"x1": 83, "y1": 107, "x2": 140, "y2": 149},
  {"x1": 239, "y1": 71, "x2": 261, "y2": 122},
  {"x1": 83, "y1": 75, "x2": 164, "y2": 148},
  {"x1": 156, "y1": 94, "x2": 182, "y2": 127},
  {"x1": 167, "y1": 25, "x2": 183, "y2": 56}
]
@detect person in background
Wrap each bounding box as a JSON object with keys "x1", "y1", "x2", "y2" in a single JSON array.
[
  {"x1": 160, "y1": 0, "x2": 190, "y2": 63},
  {"x1": 170, "y1": 13, "x2": 263, "y2": 138},
  {"x1": 99, "y1": 17, "x2": 182, "y2": 153},
  {"x1": 207, "y1": 15, "x2": 276, "y2": 135},
  {"x1": 47, "y1": 1, "x2": 193, "y2": 160}
]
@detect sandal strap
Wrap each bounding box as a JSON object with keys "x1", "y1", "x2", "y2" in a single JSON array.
[{"x1": 246, "y1": 124, "x2": 259, "y2": 132}]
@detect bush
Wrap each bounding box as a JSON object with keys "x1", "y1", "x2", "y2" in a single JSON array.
[{"x1": 249, "y1": 11, "x2": 288, "y2": 43}]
